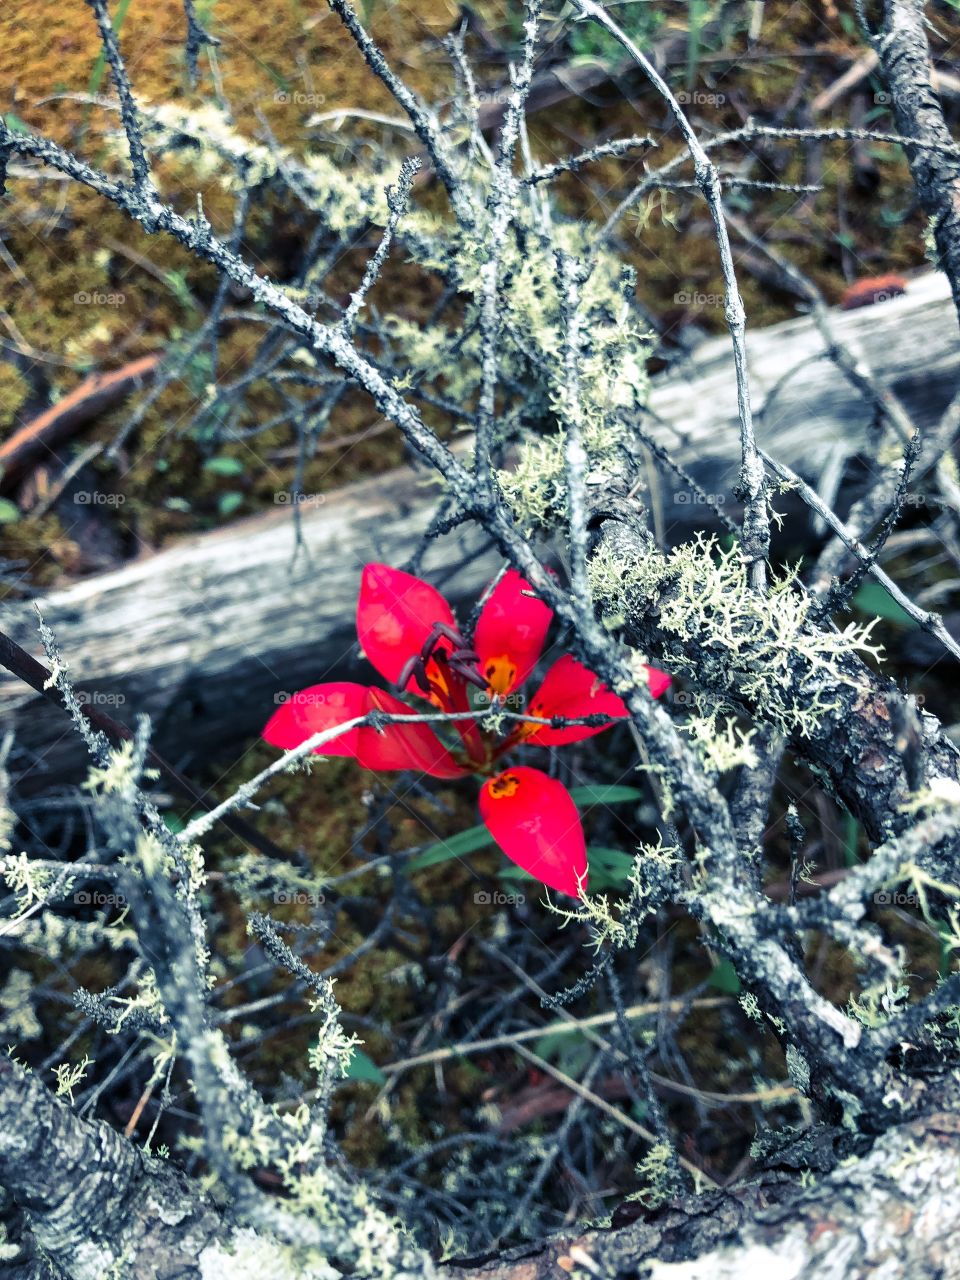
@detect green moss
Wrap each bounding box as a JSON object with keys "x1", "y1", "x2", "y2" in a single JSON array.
[{"x1": 0, "y1": 363, "x2": 29, "y2": 424}]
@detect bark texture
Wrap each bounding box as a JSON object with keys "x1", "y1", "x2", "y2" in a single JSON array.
[
  {"x1": 878, "y1": 1, "x2": 960, "y2": 328},
  {"x1": 596, "y1": 514, "x2": 960, "y2": 844},
  {"x1": 448, "y1": 1108, "x2": 960, "y2": 1280},
  {"x1": 3, "y1": 1048, "x2": 959, "y2": 1280},
  {"x1": 0, "y1": 1058, "x2": 222, "y2": 1279}
]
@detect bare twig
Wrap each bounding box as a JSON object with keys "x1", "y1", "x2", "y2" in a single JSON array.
[{"x1": 570, "y1": 0, "x2": 769, "y2": 589}]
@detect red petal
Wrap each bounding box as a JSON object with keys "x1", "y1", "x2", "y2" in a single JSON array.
[
  {"x1": 359, "y1": 689, "x2": 468, "y2": 779},
  {"x1": 263, "y1": 682, "x2": 467, "y2": 779},
  {"x1": 357, "y1": 563, "x2": 456, "y2": 689},
  {"x1": 479, "y1": 766, "x2": 587, "y2": 897},
  {"x1": 645, "y1": 665, "x2": 672, "y2": 699},
  {"x1": 263, "y1": 682, "x2": 366, "y2": 755},
  {"x1": 522, "y1": 655, "x2": 629, "y2": 746},
  {"x1": 474, "y1": 569, "x2": 553, "y2": 697}
]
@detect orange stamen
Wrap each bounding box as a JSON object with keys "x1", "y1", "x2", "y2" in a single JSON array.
[{"x1": 426, "y1": 654, "x2": 487, "y2": 766}]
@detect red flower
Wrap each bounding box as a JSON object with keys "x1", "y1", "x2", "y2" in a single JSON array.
[{"x1": 263, "y1": 564, "x2": 671, "y2": 897}]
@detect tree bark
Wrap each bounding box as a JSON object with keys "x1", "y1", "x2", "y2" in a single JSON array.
[
  {"x1": 877, "y1": 1, "x2": 960, "y2": 329},
  {"x1": 0, "y1": 1057, "x2": 222, "y2": 1279},
  {"x1": 596, "y1": 515, "x2": 960, "y2": 845},
  {"x1": 4, "y1": 1047, "x2": 958, "y2": 1280},
  {"x1": 446, "y1": 1105, "x2": 960, "y2": 1280}
]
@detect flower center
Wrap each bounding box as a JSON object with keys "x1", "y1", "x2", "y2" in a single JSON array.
[
  {"x1": 488, "y1": 771, "x2": 520, "y2": 800},
  {"x1": 483, "y1": 654, "x2": 518, "y2": 698},
  {"x1": 516, "y1": 700, "x2": 544, "y2": 739}
]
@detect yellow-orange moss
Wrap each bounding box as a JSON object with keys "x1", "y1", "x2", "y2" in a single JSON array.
[{"x1": 0, "y1": 0, "x2": 462, "y2": 553}]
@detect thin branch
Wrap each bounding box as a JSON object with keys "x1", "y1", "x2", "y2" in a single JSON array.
[
  {"x1": 182, "y1": 0, "x2": 220, "y2": 87},
  {"x1": 474, "y1": 0, "x2": 542, "y2": 492},
  {"x1": 522, "y1": 134, "x2": 656, "y2": 185},
  {"x1": 325, "y1": 0, "x2": 472, "y2": 224},
  {"x1": 83, "y1": 0, "x2": 154, "y2": 194},
  {"x1": 341, "y1": 156, "x2": 420, "y2": 333},
  {"x1": 570, "y1": 0, "x2": 768, "y2": 589},
  {"x1": 512, "y1": 1043, "x2": 717, "y2": 1187},
  {"x1": 380, "y1": 996, "x2": 729, "y2": 1074},
  {"x1": 556, "y1": 250, "x2": 593, "y2": 613},
  {"x1": 760, "y1": 448, "x2": 960, "y2": 662}
]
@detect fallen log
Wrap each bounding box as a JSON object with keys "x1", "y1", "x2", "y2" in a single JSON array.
[
  {"x1": 0, "y1": 469, "x2": 500, "y2": 787},
  {"x1": 0, "y1": 272, "x2": 956, "y2": 785},
  {"x1": 644, "y1": 270, "x2": 958, "y2": 530}
]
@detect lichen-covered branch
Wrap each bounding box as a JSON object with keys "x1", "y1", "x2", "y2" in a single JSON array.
[
  {"x1": 2, "y1": 1, "x2": 960, "y2": 1275},
  {"x1": 445, "y1": 1095, "x2": 960, "y2": 1280}
]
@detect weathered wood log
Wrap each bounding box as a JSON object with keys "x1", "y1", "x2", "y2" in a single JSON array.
[
  {"x1": 0, "y1": 272, "x2": 956, "y2": 785},
  {"x1": 645, "y1": 270, "x2": 958, "y2": 532},
  {"x1": 0, "y1": 471, "x2": 500, "y2": 787},
  {"x1": 0, "y1": 1056, "x2": 222, "y2": 1280}
]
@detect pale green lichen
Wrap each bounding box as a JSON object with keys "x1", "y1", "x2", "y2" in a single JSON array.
[
  {"x1": 0, "y1": 851, "x2": 71, "y2": 913},
  {"x1": 681, "y1": 713, "x2": 758, "y2": 775},
  {"x1": 82, "y1": 740, "x2": 140, "y2": 795},
  {"x1": 307, "y1": 990, "x2": 360, "y2": 1083},
  {"x1": 137, "y1": 104, "x2": 401, "y2": 236},
  {"x1": 4, "y1": 908, "x2": 135, "y2": 957},
  {"x1": 739, "y1": 991, "x2": 763, "y2": 1023},
  {"x1": 784, "y1": 1044, "x2": 810, "y2": 1095},
  {"x1": 226, "y1": 854, "x2": 329, "y2": 912},
  {"x1": 497, "y1": 417, "x2": 631, "y2": 530},
  {"x1": 53, "y1": 1052, "x2": 94, "y2": 1102},
  {"x1": 0, "y1": 802, "x2": 14, "y2": 858},
  {"x1": 548, "y1": 840, "x2": 679, "y2": 949},
  {"x1": 494, "y1": 240, "x2": 651, "y2": 529},
  {"x1": 626, "y1": 1141, "x2": 678, "y2": 1209},
  {"x1": 848, "y1": 979, "x2": 910, "y2": 1029},
  {"x1": 590, "y1": 533, "x2": 883, "y2": 737},
  {"x1": 107, "y1": 101, "x2": 655, "y2": 550},
  {"x1": 0, "y1": 969, "x2": 42, "y2": 1041},
  {"x1": 96, "y1": 967, "x2": 170, "y2": 1034}
]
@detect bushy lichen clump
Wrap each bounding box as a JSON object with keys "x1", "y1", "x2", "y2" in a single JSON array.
[
  {"x1": 139, "y1": 104, "x2": 405, "y2": 235},
  {"x1": 589, "y1": 533, "x2": 883, "y2": 738},
  {"x1": 491, "y1": 245, "x2": 651, "y2": 526},
  {"x1": 0, "y1": 969, "x2": 41, "y2": 1041},
  {"x1": 627, "y1": 1140, "x2": 680, "y2": 1209},
  {"x1": 681, "y1": 713, "x2": 758, "y2": 776}
]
